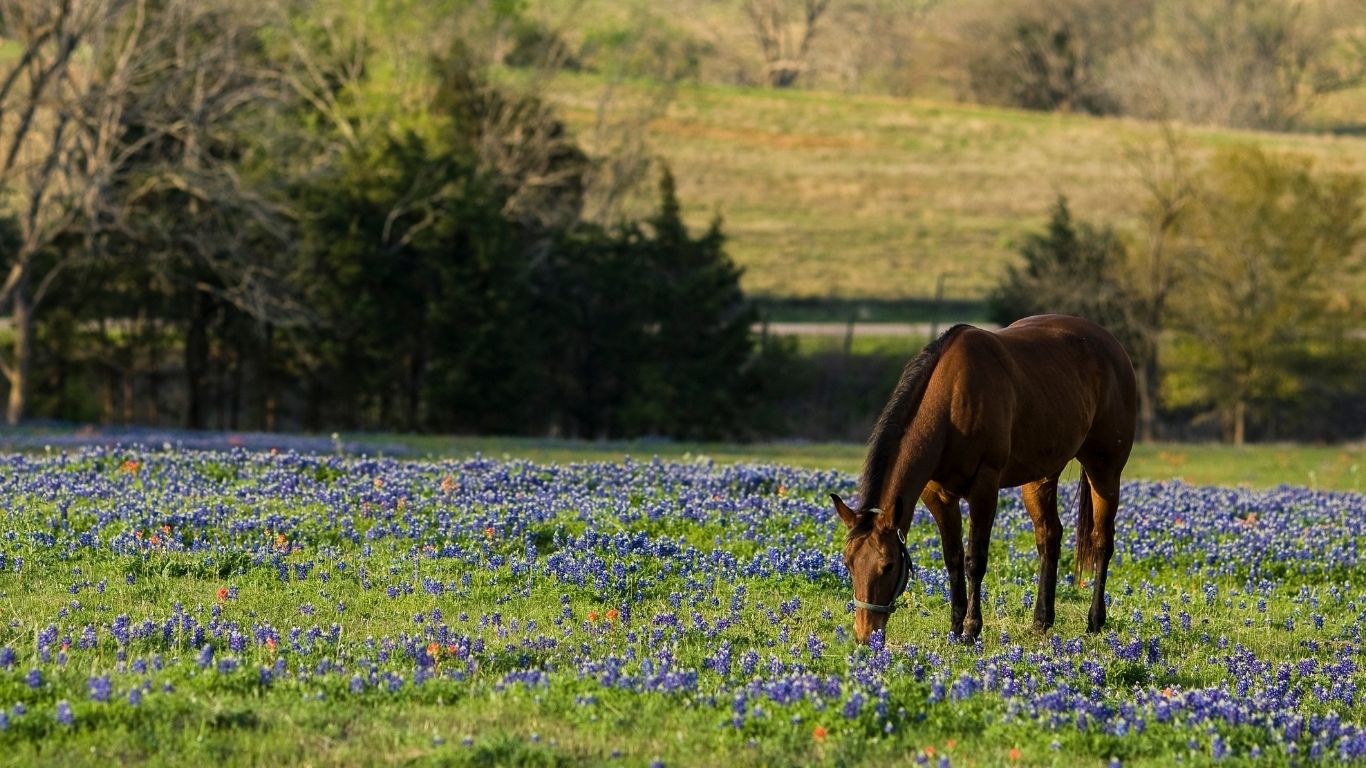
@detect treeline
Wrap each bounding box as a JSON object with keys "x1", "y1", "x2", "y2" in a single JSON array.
[
  {"x1": 509, "y1": 0, "x2": 1364, "y2": 131},
  {"x1": 0, "y1": 1, "x2": 771, "y2": 439}
]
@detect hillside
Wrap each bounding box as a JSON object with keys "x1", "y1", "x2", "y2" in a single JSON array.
[{"x1": 548, "y1": 73, "x2": 1366, "y2": 303}]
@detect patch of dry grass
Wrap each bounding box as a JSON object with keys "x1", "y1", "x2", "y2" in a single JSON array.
[{"x1": 549, "y1": 73, "x2": 1366, "y2": 301}]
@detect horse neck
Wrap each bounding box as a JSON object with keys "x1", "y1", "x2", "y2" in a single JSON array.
[{"x1": 875, "y1": 404, "x2": 947, "y2": 529}]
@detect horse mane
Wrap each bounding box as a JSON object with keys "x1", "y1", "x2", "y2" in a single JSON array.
[{"x1": 857, "y1": 324, "x2": 972, "y2": 512}]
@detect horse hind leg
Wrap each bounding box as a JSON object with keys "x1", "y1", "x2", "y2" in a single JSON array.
[
  {"x1": 1021, "y1": 476, "x2": 1062, "y2": 631},
  {"x1": 1080, "y1": 468, "x2": 1121, "y2": 633}
]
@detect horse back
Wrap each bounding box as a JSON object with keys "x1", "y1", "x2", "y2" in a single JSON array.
[{"x1": 930, "y1": 315, "x2": 1136, "y2": 489}]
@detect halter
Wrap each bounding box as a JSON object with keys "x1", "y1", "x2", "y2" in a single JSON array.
[{"x1": 851, "y1": 517, "x2": 913, "y2": 615}]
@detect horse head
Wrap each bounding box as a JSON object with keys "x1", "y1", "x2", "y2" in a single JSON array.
[{"x1": 832, "y1": 493, "x2": 912, "y2": 644}]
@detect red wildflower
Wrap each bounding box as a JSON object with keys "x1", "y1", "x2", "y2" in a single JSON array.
[
  {"x1": 216, "y1": 587, "x2": 230, "y2": 603},
  {"x1": 1009, "y1": 747, "x2": 1021, "y2": 761},
  {"x1": 588, "y1": 611, "x2": 600, "y2": 622},
  {"x1": 812, "y1": 725, "x2": 827, "y2": 742}
]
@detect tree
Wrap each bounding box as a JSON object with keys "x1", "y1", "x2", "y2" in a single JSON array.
[
  {"x1": 742, "y1": 0, "x2": 833, "y2": 88},
  {"x1": 1120, "y1": 126, "x2": 1197, "y2": 442},
  {"x1": 0, "y1": 0, "x2": 124, "y2": 424},
  {"x1": 988, "y1": 196, "x2": 1132, "y2": 328},
  {"x1": 627, "y1": 167, "x2": 756, "y2": 438},
  {"x1": 961, "y1": 0, "x2": 1151, "y2": 114},
  {"x1": 1115, "y1": 0, "x2": 1366, "y2": 129},
  {"x1": 1169, "y1": 147, "x2": 1363, "y2": 444},
  {"x1": 0, "y1": 0, "x2": 295, "y2": 426},
  {"x1": 535, "y1": 166, "x2": 757, "y2": 439}
]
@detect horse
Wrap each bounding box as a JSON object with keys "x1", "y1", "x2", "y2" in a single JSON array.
[{"x1": 831, "y1": 314, "x2": 1136, "y2": 644}]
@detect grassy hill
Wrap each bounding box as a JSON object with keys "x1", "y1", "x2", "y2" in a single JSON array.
[{"x1": 547, "y1": 72, "x2": 1366, "y2": 304}]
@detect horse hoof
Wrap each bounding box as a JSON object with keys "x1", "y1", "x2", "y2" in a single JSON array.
[{"x1": 962, "y1": 620, "x2": 982, "y2": 640}]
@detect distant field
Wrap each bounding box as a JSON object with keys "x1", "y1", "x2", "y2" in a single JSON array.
[
  {"x1": 384, "y1": 435, "x2": 1364, "y2": 492},
  {"x1": 547, "y1": 72, "x2": 1366, "y2": 302}
]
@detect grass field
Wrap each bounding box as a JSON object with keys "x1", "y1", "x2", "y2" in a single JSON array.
[
  {"x1": 382, "y1": 435, "x2": 1364, "y2": 493},
  {"x1": 546, "y1": 72, "x2": 1366, "y2": 302},
  {"x1": 1, "y1": 447, "x2": 1365, "y2": 766}
]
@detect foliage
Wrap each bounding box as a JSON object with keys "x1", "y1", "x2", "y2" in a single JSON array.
[
  {"x1": 987, "y1": 196, "x2": 1138, "y2": 341},
  {"x1": 962, "y1": 0, "x2": 1146, "y2": 114},
  {"x1": 1168, "y1": 146, "x2": 1364, "y2": 444},
  {"x1": 535, "y1": 168, "x2": 759, "y2": 439}
]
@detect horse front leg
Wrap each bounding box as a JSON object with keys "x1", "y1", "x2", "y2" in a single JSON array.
[
  {"x1": 962, "y1": 475, "x2": 1000, "y2": 641},
  {"x1": 1022, "y1": 476, "x2": 1062, "y2": 631},
  {"x1": 922, "y1": 487, "x2": 965, "y2": 636}
]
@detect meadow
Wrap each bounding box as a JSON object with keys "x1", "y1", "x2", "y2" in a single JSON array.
[
  {"x1": 547, "y1": 72, "x2": 1366, "y2": 303},
  {"x1": 2, "y1": 445, "x2": 1365, "y2": 766}
]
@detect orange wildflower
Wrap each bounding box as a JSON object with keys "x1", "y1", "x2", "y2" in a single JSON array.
[
  {"x1": 441, "y1": 476, "x2": 457, "y2": 493},
  {"x1": 588, "y1": 611, "x2": 600, "y2": 622},
  {"x1": 373, "y1": 477, "x2": 384, "y2": 490},
  {"x1": 1009, "y1": 747, "x2": 1021, "y2": 761},
  {"x1": 812, "y1": 725, "x2": 827, "y2": 742},
  {"x1": 118, "y1": 460, "x2": 140, "y2": 475},
  {"x1": 216, "y1": 587, "x2": 230, "y2": 603},
  {"x1": 606, "y1": 609, "x2": 620, "y2": 621},
  {"x1": 427, "y1": 642, "x2": 441, "y2": 660},
  {"x1": 485, "y1": 527, "x2": 495, "y2": 540},
  {"x1": 265, "y1": 637, "x2": 278, "y2": 652}
]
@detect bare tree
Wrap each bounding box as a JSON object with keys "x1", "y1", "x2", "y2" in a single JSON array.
[
  {"x1": 0, "y1": 0, "x2": 131, "y2": 425},
  {"x1": 0, "y1": 0, "x2": 304, "y2": 426},
  {"x1": 1114, "y1": 0, "x2": 1366, "y2": 129},
  {"x1": 743, "y1": 0, "x2": 832, "y2": 88},
  {"x1": 1120, "y1": 125, "x2": 1197, "y2": 442}
]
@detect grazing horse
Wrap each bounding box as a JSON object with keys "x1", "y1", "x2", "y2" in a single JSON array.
[{"x1": 831, "y1": 315, "x2": 1136, "y2": 643}]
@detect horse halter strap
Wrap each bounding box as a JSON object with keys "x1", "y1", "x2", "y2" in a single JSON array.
[{"x1": 852, "y1": 521, "x2": 913, "y2": 615}]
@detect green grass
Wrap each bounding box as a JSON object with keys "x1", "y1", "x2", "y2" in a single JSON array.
[
  {"x1": 2, "y1": 448, "x2": 1364, "y2": 766},
  {"x1": 365, "y1": 435, "x2": 1365, "y2": 492},
  {"x1": 547, "y1": 71, "x2": 1366, "y2": 301}
]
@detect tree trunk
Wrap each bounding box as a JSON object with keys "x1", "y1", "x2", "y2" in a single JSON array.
[
  {"x1": 5, "y1": 288, "x2": 31, "y2": 425},
  {"x1": 261, "y1": 325, "x2": 277, "y2": 432},
  {"x1": 1232, "y1": 399, "x2": 1246, "y2": 446},
  {"x1": 184, "y1": 293, "x2": 209, "y2": 429},
  {"x1": 1137, "y1": 343, "x2": 1160, "y2": 442}
]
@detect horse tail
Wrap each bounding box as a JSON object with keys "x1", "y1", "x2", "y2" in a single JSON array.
[{"x1": 1074, "y1": 470, "x2": 1095, "y2": 581}]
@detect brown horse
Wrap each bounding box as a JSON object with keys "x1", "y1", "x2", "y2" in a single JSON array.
[{"x1": 831, "y1": 314, "x2": 1136, "y2": 644}]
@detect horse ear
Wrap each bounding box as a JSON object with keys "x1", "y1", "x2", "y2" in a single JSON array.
[{"x1": 830, "y1": 493, "x2": 858, "y2": 530}]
